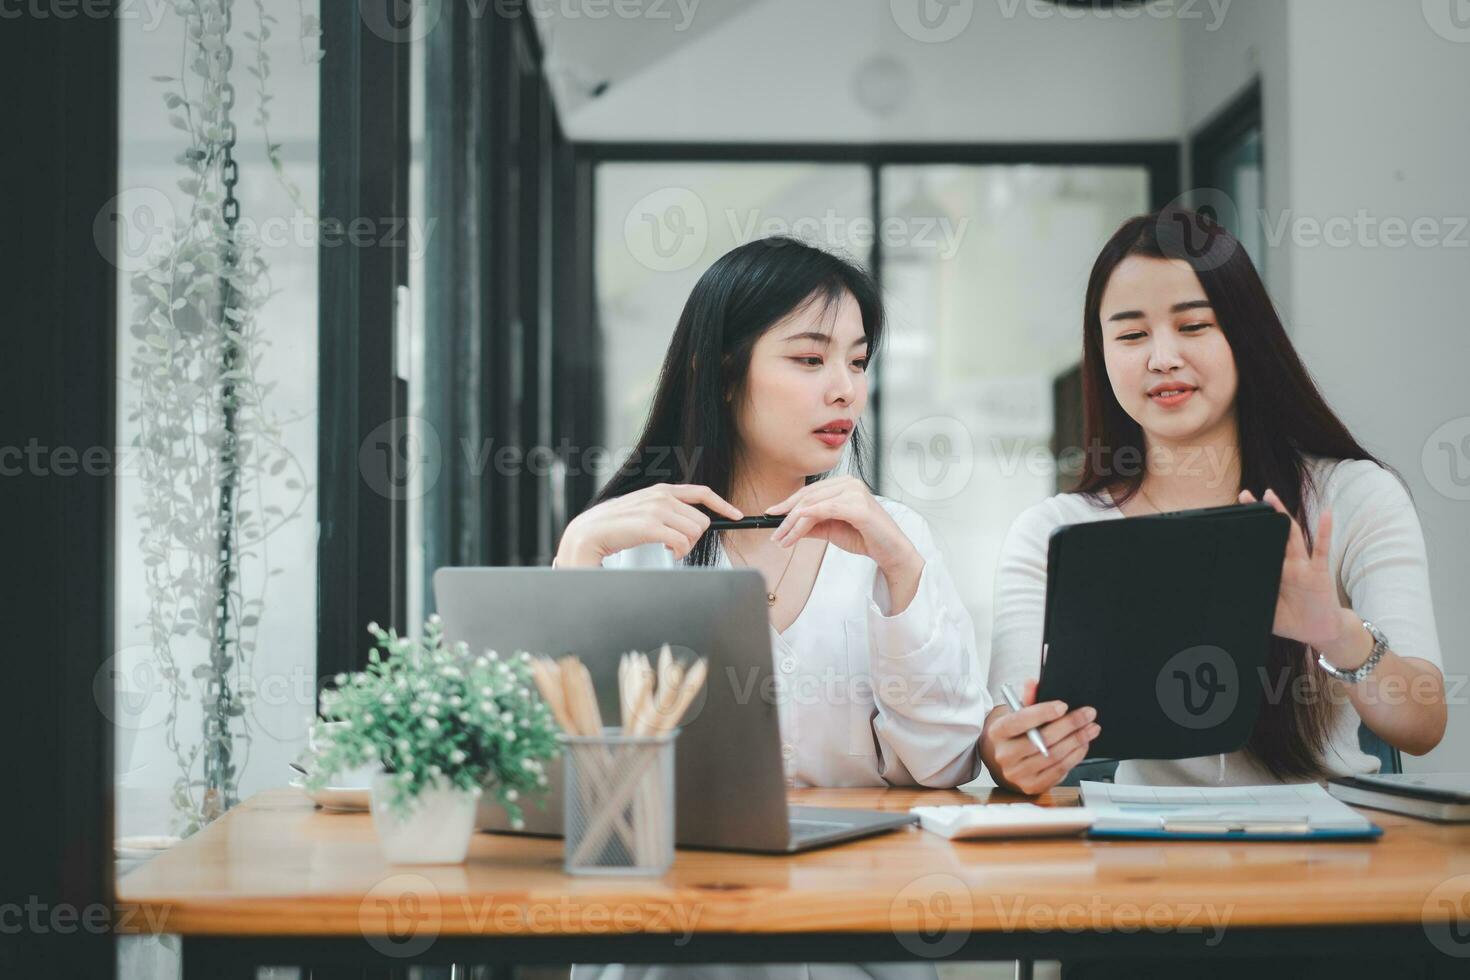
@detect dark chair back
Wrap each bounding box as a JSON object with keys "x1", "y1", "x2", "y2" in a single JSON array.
[{"x1": 1358, "y1": 723, "x2": 1403, "y2": 774}]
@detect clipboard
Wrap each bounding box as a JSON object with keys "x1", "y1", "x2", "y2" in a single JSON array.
[
  {"x1": 1079, "y1": 781, "x2": 1384, "y2": 841},
  {"x1": 1034, "y1": 502, "x2": 1290, "y2": 761},
  {"x1": 1087, "y1": 820, "x2": 1384, "y2": 842}
]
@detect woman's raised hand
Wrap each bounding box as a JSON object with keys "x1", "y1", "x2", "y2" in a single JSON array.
[{"x1": 554, "y1": 484, "x2": 743, "y2": 567}]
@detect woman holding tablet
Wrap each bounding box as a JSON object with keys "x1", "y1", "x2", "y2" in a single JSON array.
[
  {"x1": 983, "y1": 208, "x2": 1446, "y2": 794},
  {"x1": 558, "y1": 237, "x2": 986, "y2": 980}
]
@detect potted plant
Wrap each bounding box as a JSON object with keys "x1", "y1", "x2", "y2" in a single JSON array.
[{"x1": 308, "y1": 616, "x2": 560, "y2": 864}]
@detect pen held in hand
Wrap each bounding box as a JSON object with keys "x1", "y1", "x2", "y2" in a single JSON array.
[{"x1": 1001, "y1": 682, "x2": 1050, "y2": 759}]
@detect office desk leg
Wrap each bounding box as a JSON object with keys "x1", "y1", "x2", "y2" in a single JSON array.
[{"x1": 179, "y1": 938, "x2": 256, "y2": 980}]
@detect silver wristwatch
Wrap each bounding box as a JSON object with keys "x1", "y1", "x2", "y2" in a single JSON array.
[{"x1": 1316, "y1": 618, "x2": 1389, "y2": 683}]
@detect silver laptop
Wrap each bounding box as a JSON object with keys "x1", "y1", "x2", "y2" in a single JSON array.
[{"x1": 432, "y1": 566, "x2": 916, "y2": 853}]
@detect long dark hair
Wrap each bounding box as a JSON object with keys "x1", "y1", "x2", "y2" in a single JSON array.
[
  {"x1": 1077, "y1": 207, "x2": 1387, "y2": 780},
  {"x1": 595, "y1": 236, "x2": 885, "y2": 566}
]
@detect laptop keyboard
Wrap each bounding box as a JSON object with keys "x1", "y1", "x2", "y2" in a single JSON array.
[{"x1": 789, "y1": 818, "x2": 854, "y2": 841}]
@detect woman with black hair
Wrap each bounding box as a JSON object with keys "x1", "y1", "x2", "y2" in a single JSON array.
[
  {"x1": 982, "y1": 208, "x2": 1447, "y2": 799},
  {"x1": 559, "y1": 237, "x2": 987, "y2": 980},
  {"x1": 556, "y1": 235, "x2": 989, "y2": 793}
]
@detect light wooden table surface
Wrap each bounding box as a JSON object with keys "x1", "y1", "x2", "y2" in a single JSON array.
[{"x1": 116, "y1": 785, "x2": 1470, "y2": 973}]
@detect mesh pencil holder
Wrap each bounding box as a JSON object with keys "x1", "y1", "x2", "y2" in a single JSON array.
[{"x1": 558, "y1": 727, "x2": 679, "y2": 876}]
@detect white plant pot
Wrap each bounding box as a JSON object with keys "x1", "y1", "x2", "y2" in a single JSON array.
[{"x1": 370, "y1": 773, "x2": 483, "y2": 865}]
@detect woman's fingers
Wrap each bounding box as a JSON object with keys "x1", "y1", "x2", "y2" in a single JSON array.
[
  {"x1": 768, "y1": 475, "x2": 861, "y2": 516},
  {"x1": 1313, "y1": 508, "x2": 1333, "y2": 565},
  {"x1": 990, "y1": 699, "x2": 1068, "y2": 741},
  {"x1": 1007, "y1": 723, "x2": 1100, "y2": 787},
  {"x1": 650, "y1": 525, "x2": 695, "y2": 559},
  {"x1": 1023, "y1": 737, "x2": 1094, "y2": 792},
  {"x1": 993, "y1": 707, "x2": 1094, "y2": 769},
  {"x1": 658, "y1": 506, "x2": 705, "y2": 547},
  {"x1": 774, "y1": 497, "x2": 852, "y2": 547},
  {"x1": 664, "y1": 484, "x2": 742, "y2": 521},
  {"x1": 1036, "y1": 706, "x2": 1098, "y2": 750},
  {"x1": 768, "y1": 482, "x2": 847, "y2": 539}
]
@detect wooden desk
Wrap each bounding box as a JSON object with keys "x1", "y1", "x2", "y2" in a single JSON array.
[{"x1": 117, "y1": 786, "x2": 1470, "y2": 976}]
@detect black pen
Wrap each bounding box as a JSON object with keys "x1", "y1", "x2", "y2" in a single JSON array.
[{"x1": 706, "y1": 514, "x2": 785, "y2": 530}]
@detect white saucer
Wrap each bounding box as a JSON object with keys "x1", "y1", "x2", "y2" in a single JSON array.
[
  {"x1": 290, "y1": 777, "x2": 370, "y2": 812},
  {"x1": 115, "y1": 835, "x2": 181, "y2": 861}
]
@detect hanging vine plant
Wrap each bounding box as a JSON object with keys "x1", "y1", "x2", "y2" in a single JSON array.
[{"x1": 127, "y1": 0, "x2": 318, "y2": 835}]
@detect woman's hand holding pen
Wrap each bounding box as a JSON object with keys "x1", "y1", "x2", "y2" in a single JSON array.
[
  {"x1": 766, "y1": 475, "x2": 925, "y2": 609},
  {"x1": 979, "y1": 679, "x2": 1100, "y2": 795},
  {"x1": 554, "y1": 484, "x2": 743, "y2": 566}
]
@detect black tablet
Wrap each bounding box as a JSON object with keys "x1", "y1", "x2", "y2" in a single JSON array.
[{"x1": 1033, "y1": 502, "x2": 1289, "y2": 761}]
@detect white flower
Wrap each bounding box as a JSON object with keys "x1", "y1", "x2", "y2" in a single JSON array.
[
  {"x1": 424, "y1": 718, "x2": 440, "y2": 732},
  {"x1": 505, "y1": 788, "x2": 519, "y2": 802},
  {"x1": 480, "y1": 701, "x2": 493, "y2": 713},
  {"x1": 363, "y1": 713, "x2": 374, "y2": 724},
  {"x1": 500, "y1": 711, "x2": 514, "y2": 725},
  {"x1": 428, "y1": 613, "x2": 441, "y2": 626},
  {"x1": 449, "y1": 749, "x2": 466, "y2": 764},
  {"x1": 504, "y1": 730, "x2": 516, "y2": 742},
  {"x1": 511, "y1": 817, "x2": 525, "y2": 831},
  {"x1": 427, "y1": 705, "x2": 440, "y2": 717},
  {"x1": 334, "y1": 673, "x2": 347, "y2": 686},
  {"x1": 428, "y1": 764, "x2": 441, "y2": 777},
  {"x1": 536, "y1": 774, "x2": 548, "y2": 787},
  {"x1": 367, "y1": 622, "x2": 380, "y2": 632}
]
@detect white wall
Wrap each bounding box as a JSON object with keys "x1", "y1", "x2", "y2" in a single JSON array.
[
  {"x1": 561, "y1": 0, "x2": 1184, "y2": 142},
  {"x1": 1183, "y1": 0, "x2": 1470, "y2": 771}
]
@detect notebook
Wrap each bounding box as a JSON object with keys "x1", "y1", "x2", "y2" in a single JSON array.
[
  {"x1": 1328, "y1": 773, "x2": 1470, "y2": 823},
  {"x1": 1080, "y1": 781, "x2": 1382, "y2": 841}
]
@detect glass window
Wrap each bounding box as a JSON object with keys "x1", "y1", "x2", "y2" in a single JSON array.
[
  {"x1": 877, "y1": 164, "x2": 1149, "y2": 649},
  {"x1": 113, "y1": 2, "x2": 320, "y2": 849}
]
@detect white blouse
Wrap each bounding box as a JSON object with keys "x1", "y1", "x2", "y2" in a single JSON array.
[
  {"x1": 988, "y1": 456, "x2": 1445, "y2": 786},
  {"x1": 577, "y1": 498, "x2": 988, "y2": 980},
  {"x1": 604, "y1": 496, "x2": 992, "y2": 789}
]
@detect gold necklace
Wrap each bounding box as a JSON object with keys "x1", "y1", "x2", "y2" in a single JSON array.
[
  {"x1": 724, "y1": 533, "x2": 799, "y2": 607},
  {"x1": 1139, "y1": 483, "x2": 1239, "y2": 514},
  {"x1": 1138, "y1": 484, "x2": 1167, "y2": 514}
]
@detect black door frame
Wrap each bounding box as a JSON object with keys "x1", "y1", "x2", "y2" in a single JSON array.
[
  {"x1": 317, "y1": 0, "x2": 412, "y2": 675},
  {"x1": 6, "y1": 5, "x2": 120, "y2": 977}
]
